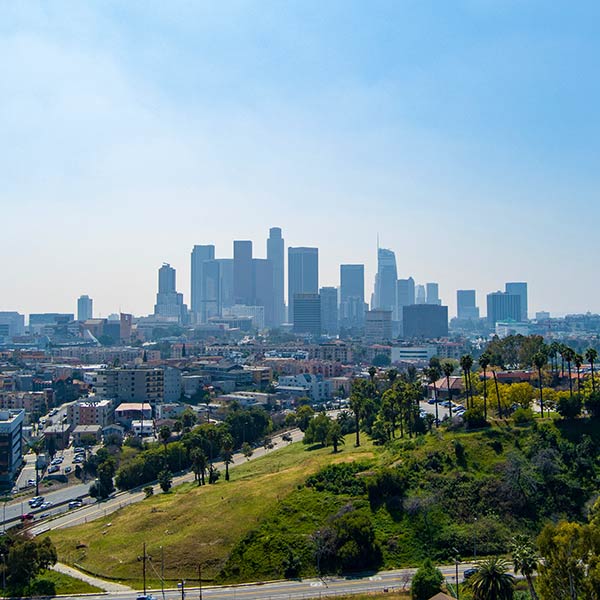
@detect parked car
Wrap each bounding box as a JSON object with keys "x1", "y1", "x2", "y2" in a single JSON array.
[
  {"x1": 27, "y1": 479, "x2": 36, "y2": 486},
  {"x1": 65, "y1": 466, "x2": 72, "y2": 474},
  {"x1": 48, "y1": 465, "x2": 60, "y2": 474},
  {"x1": 73, "y1": 456, "x2": 84, "y2": 464},
  {"x1": 427, "y1": 398, "x2": 436, "y2": 404}
]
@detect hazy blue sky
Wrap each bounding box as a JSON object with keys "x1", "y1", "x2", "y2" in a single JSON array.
[{"x1": 2, "y1": 1, "x2": 598, "y2": 318}]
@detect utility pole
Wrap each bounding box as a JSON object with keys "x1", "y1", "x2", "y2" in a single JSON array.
[
  {"x1": 180, "y1": 580, "x2": 185, "y2": 600},
  {"x1": 198, "y1": 563, "x2": 202, "y2": 600},
  {"x1": 141, "y1": 542, "x2": 147, "y2": 595},
  {"x1": 161, "y1": 546, "x2": 165, "y2": 600}
]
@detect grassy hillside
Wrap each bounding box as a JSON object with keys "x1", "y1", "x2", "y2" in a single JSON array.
[
  {"x1": 49, "y1": 435, "x2": 376, "y2": 586},
  {"x1": 49, "y1": 418, "x2": 600, "y2": 587}
]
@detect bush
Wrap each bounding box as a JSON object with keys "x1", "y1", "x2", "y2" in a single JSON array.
[
  {"x1": 557, "y1": 395, "x2": 582, "y2": 419},
  {"x1": 463, "y1": 407, "x2": 488, "y2": 429},
  {"x1": 306, "y1": 463, "x2": 367, "y2": 496},
  {"x1": 513, "y1": 407, "x2": 535, "y2": 424},
  {"x1": 411, "y1": 558, "x2": 444, "y2": 600}
]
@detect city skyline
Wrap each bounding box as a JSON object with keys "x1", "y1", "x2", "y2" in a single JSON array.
[{"x1": 3, "y1": 3, "x2": 600, "y2": 317}]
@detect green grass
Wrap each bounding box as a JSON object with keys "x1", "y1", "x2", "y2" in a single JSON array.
[
  {"x1": 49, "y1": 435, "x2": 376, "y2": 587},
  {"x1": 1, "y1": 569, "x2": 103, "y2": 597}
]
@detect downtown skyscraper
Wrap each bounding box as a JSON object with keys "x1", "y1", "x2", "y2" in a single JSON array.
[
  {"x1": 372, "y1": 248, "x2": 397, "y2": 315},
  {"x1": 288, "y1": 247, "x2": 318, "y2": 321},
  {"x1": 340, "y1": 264, "x2": 365, "y2": 329},
  {"x1": 267, "y1": 227, "x2": 285, "y2": 326}
]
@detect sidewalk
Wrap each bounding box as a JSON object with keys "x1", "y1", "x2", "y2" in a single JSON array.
[{"x1": 53, "y1": 562, "x2": 133, "y2": 592}]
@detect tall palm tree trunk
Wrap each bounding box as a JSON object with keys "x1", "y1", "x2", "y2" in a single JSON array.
[
  {"x1": 493, "y1": 370, "x2": 501, "y2": 417},
  {"x1": 446, "y1": 375, "x2": 453, "y2": 418},
  {"x1": 591, "y1": 358, "x2": 596, "y2": 393},
  {"x1": 538, "y1": 366, "x2": 544, "y2": 418},
  {"x1": 482, "y1": 367, "x2": 488, "y2": 421},
  {"x1": 568, "y1": 360, "x2": 573, "y2": 398},
  {"x1": 433, "y1": 381, "x2": 439, "y2": 427}
]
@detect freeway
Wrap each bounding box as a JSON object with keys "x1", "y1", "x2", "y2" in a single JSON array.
[
  {"x1": 52, "y1": 564, "x2": 476, "y2": 600},
  {"x1": 30, "y1": 428, "x2": 303, "y2": 536}
]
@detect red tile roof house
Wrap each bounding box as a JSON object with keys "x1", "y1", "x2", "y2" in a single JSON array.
[{"x1": 426, "y1": 376, "x2": 464, "y2": 400}]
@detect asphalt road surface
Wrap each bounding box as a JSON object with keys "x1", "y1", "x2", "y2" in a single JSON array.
[{"x1": 49, "y1": 563, "x2": 477, "y2": 600}]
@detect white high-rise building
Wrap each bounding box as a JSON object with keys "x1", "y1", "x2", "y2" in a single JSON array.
[{"x1": 77, "y1": 295, "x2": 93, "y2": 322}]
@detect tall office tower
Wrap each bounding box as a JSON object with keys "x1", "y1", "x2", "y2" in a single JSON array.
[
  {"x1": 293, "y1": 293, "x2": 321, "y2": 336},
  {"x1": 288, "y1": 247, "x2": 319, "y2": 320},
  {"x1": 486, "y1": 291, "x2": 521, "y2": 327},
  {"x1": 372, "y1": 248, "x2": 397, "y2": 314},
  {"x1": 200, "y1": 260, "x2": 221, "y2": 322},
  {"x1": 267, "y1": 227, "x2": 285, "y2": 326},
  {"x1": 154, "y1": 263, "x2": 188, "y2": 324},
  {"x1": 217, "y1": 259, "x2": 234, "y2": 309},
  {"x1": 233, "y1": 240, "x2": 254, "y2": 305},
  {"x1": 340, "y1": 264, "x2": 365, "y2": 328},
  {"x1": 0, "y1": 312, "x2": 25, "y2": 339},
  {"x1": 253, "y1": 258, "x2": 275, "y2": 327},
  {"x1": 397, "y1": 277, "x2": 415, "y2": 320},
  {"x1": 319, "y1": 287, "x2": 339, "y2": 336},
  {"x1": 190, "y1": 245, "x2": 216, "y2": 322},
  {"x1": 457, "y1": 290, "x2": 480, "y2": 320},
  {"x1": 426, "y1": 283, "x2": 441, "y2": 305},
  {"x1": 505, "y1": 282, "x2": 528, "y2": 321},
  {"x1": 415, "y1": 284, "x2": 426, "y2": 304},
  {"x1": 77, "y1": 295, "x2": 93, "y2": 322},
  {"x1": 403, "y1": 305, "x2": 449, "y2": 339}
]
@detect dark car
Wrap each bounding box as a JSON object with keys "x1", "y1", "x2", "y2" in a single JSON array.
[{"x1": 463, "y1": 567, "x2": 478, "y2": 580}]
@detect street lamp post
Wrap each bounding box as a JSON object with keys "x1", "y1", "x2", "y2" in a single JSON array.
[
  {"x1": 473, "y1": 517, "x2": 478, "y2": 558},
  {"x1": 452, "y1": 548, "x2": 461, "y2": 600}
]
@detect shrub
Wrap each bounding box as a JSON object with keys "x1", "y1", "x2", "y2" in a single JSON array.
[
  {"x1": 513, "y1": 407, "x2": 535, "y2": 424},
  {"x1": 411, "y1": 558, "x2": 444, "y2": 600}
]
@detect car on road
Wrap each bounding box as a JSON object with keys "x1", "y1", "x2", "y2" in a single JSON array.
[
  {"x1": 137, "y1": 595, "x2": 157, "y2": 600},
  {"x1": 20, "y1": 513, "x2": 35, "y2": 521},
  {"x1": 41, "y1": 501, "x2": 53, "y2": 509},
  {"x1": 68, "y1": 500, "x2": 84, "y2": 509},
  {"x1": 463, "y1": 567, "x2": 478, "y2": 580}
]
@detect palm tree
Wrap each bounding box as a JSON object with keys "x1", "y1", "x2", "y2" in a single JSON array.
[
  {"x1": 442, "y1": 362, "x2": 455, "y2": 418},
  {"x1": 27, "y1": 438, "x2": 46, "y2": 497},
  {"x1": 349, "y1": 384, "x2": 364, "y2": 447},
  {"x1": 159, "y1": 425, "x2": 171, "y2": 457},
  {"x1": 585, "y1": 348, "x2": 598, "y2": 392},
  {"x1": 426, "y1": 365, "x2": 441, "y2": 427},
  {"x1": 479, "y1": 353, "x2": 491, "y2": 421},
  {"x1": 220, "y1": 433, "x2": 234, "y2": 481},
  {"x1": 460, "y1": 354, "x2": 474, "y2": 409},
  {"x1": 510, "y1": 535, "x2": 539, "y2": 600},
  {"x1": 368, "y1": 366, "x2": 377, "y2": 384},
  {"x1": 559, "y1": 343, "x2": 567, "y2": 378},
  {"x1": 562, "y1": 346, "x2": 575, "y2": 398},
  {"x1": 548, "y1": 341, "x2": 560, "y2": 378},
  {"x1": 533, "y1": 352, "x2": 546, "y2": 418},
  {"x1": 190, "y1": 448, "x2": 207, "y2": 485},
  {"x1": 574, "y1": 353, "x2": 583, "y2": 393},
  {"x1": 468, "y1": 556, "x2": 515, "y2": 600},
  {"x1": 387, "y1": 369, "x2": 398, "y2": 387}
]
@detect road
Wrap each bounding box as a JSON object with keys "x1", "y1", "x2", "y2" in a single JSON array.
[
  {"x1": 29, "y1": 429, "x2": 304, "y2": 536},
  {"x1": 51, "y1": 563, "x2": 477, "y2": 600}
]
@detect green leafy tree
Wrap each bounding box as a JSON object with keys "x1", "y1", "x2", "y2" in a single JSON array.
[
  {"x1": 410, "y1": 558, "x2": 444, "y2": 600},
  {"x1": 326, "y1": 421, "x2": 345, "y2": 453},
  {"x1": 556, "y1": 394, "x2": 582, "y2": 419},
  {"x1": 304, "y1": 413, "x2": 332, "y2": 447},
  {"x1": 294, "y1": 405, "x2": 315, "y2": 432},
  {"x1": 158, "y1": 468, "x2": 173, "y2": 493},
  {"x1": 89, "y1": 457, "x2": 116, "y2": 500},
  {"x1": 467, "y1": 556, "x2": 515, "y2": 600},
  {"x1": 537, "y1": 520, "x2": 600, "y2": 599},
  {"x1": 241, "y1": 441, "x2": 253, "y2": 459},
  {"x1": 585, "y1": 390, "x2": 600, "y2": 419},
  {"x1": 6, "y1": 537, "x2": 57, "y2": 588}
]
